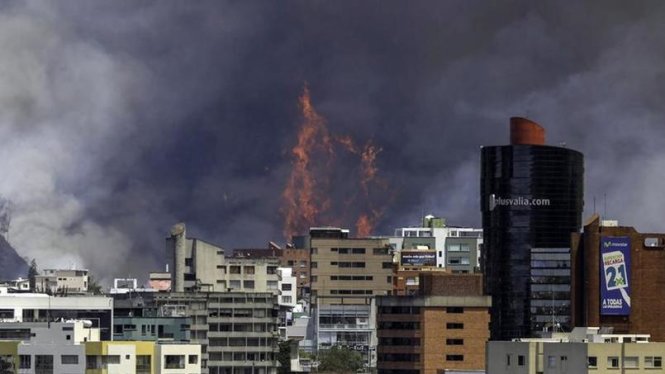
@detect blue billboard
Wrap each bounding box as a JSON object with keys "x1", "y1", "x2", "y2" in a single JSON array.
[{"x1": 600, "y1": 236, "x2": 631, "y2": 315}]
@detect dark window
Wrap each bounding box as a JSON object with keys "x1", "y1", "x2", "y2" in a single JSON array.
[
  {"x1": 382, "y1": 262, "x2": 393, "y2": 269},
  {"x1": 446, "y1": 339, "x2": 463, "y2": 345},
  {"x1": 446, "y1": 355, "x2": 464, "y2": 361},
  {"x1": 446, "y1": 323, "x2": 464, "y2": 329},
  {"x1": 19, "y1": 355, "x2": 31, "y2": 369},
  {"x1": 446, "y1": 307, "x2": 464, "y2": 313}
]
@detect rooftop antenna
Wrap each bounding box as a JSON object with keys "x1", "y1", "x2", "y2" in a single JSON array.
[{"x1": 604, "y1": 193, "x2": 608, "y2": 219}]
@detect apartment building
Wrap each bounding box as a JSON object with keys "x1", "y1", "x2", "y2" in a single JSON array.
[
  {"x1": 309, "y1": 227, "x2": 393, "y2": 304},
  {"x1": 487, "y1": 327, "x2": 660, "y2": 374},
  {"x1": 377, "y1": 273, "x2": 491, "y2": 374},
  {"x1": 280, "y1": 247, "x2": 310, "y2": 298},
  {"x1": 0, "y1": 292, "x2": 114, "y2": 340},
  {"x1": 166, "y1": 223, "x2": 279, "y2": 293},
  {"x1": 390, "y1": 215, "x2": 483, "y2": 272},
  {"x1": 34, "y1": 268, "x2": 89, "y2": 294},
  {"x1": 152, "y1": 291, "x2": 280, "y2": 374}
]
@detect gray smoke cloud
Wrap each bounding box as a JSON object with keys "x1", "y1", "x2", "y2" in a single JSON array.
[{"x1": 1, "y1": 1, "x2": 664, "y2": 283}]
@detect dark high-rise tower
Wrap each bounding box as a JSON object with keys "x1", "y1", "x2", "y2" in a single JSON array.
[{"x1": 481, "y1": 117, "x2": 584, "y2": 340}]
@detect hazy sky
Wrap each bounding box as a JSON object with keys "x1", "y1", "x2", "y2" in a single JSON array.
[{"x1": 2, "y1": 1, "x2": 665, "y2": 282}]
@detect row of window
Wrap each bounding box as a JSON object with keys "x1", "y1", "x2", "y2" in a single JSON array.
[
  {"x1": 310, "y1": 262, "x2": 393, "y2": 269},
  {"x1": 330, "y1": 289, "x2": 373, "y2": 295},
  {"x1": 508, "y1": 354, "x2": 663, "y2": 369},
  {"x1": 378, "y1": 354, "x2": 464, "y2": 362},
  {"x1": 18, "y1": 354, "x2": 79, "y2": 369},
  {"x1": 378, "y1": 306, "x2": 464, "y2": 314}
]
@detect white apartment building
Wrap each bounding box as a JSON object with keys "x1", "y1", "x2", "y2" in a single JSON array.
[
  {"x1": 390, "y1": 215, "x2": 483, "y2": 272},
  {"x1": 277, "y1": 267, "x2": 297, "y2": 308},
  {"x1": 0, "y1": 292, "x2": 114, "y2": 340}
]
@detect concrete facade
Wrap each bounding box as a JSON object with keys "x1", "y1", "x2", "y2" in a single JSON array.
[
  {"x1": 34, "y1": 269, "x2": 89, "y2": 294},
  {"x1": 166, "y1": 225, "x2": 280, "y2": 294},
  {"x1": 487, "y1": 328, "x2": 661, "y2": 374},
  {"x1": 153, "y1": 292, "x2": 280, "y2": 374},
  {"x1": 310, "y1": 228, "x2": 393, "y2": 304},
  {"x1": 0, "y1": 293, "x2": 113, "y2": 340}
]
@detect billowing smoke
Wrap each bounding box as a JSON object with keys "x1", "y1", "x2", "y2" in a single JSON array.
[
  {"x1": 0, "y1": 197, "x2": 12, "y2": 236},
  {"x1": 1, "y1": 1, "x2": 665, "y2": 283}
]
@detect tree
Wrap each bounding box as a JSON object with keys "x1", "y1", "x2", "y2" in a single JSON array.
[
  {"x1": 27, "y1": 258, "x2": 38, "y2": 290},
  {"x1": 88, "y1": 274, "x2": 103, "y2": 295},
  {"x1": 277, "y1": 340, "x2": 293, "y2": 374},
  {"x1": 317, "y1": 345, "x2": 364, "y2": 374}
]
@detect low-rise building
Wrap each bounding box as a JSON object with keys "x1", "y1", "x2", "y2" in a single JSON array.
[
  {"x1": 34, "y1": 269, "x2": 89, "y2": 294},
  {"x1": 487, "y1": 327, "x2": 660, "y2": 374},
  {"x1": 0, "y1": 292, "x2": 114, "y2": 340}
]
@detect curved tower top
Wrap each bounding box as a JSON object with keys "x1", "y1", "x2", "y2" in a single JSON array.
[{"x1": 510, "y1": 117, "x2": 545, "y2": 145}]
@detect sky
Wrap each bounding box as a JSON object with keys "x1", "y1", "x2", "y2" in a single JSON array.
[{"x1": 2, "y1": 1, "x2": 665, "y2": 282}]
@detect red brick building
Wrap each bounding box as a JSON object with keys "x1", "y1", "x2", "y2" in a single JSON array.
[
  {"x1": 572, "y1": 214, "x2": 665, "y2": 341},
  {"x1": 377, "y1": 273, "x2": 490, "y2": 374}
]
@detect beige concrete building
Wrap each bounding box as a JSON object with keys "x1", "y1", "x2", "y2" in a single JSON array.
[
  {"x1": 487, "y1": 327, "x2": 662, "y2": 374},
  {"x1": 309, "y1": 227, "x2": 393, "y2": 304},
  {"x1": 34, "y1": 269, "x2": 89, "y2": 294},
  {"x1": 166, "y1": 223, "x2": 279, "y2": 293}
]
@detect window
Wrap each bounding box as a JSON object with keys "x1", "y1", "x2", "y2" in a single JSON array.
[
  {"x1": 35, "y1": 355, "x2": 54, "y2": 374},
  {"x1": 267, "y1": 280, "x2": 278, "y2": 290},
  {"x1": 547, "y1": 356, "x2": 557, "y2": 368},
  {"x1": 136, "y1": 355, "x2": 151, "y2": 374},
  {"x1": 374, "y1": 248, "x2": 389, "y2": 255},
  {"x1": 243, "y1": 280, "x2": 255, "y2": 289},
  {"x1": 185, "y1": 258, "x2": 193, "y2": 266},
  {"x1": 446, "y1": 323, "x2": 463, "y2": 329},
  {"x1": 646, "y1": 356, "x2": 663, "y2": 368},
  {"x1": 624, "y1": 356, "x2": 638, "y2": 368},
  {"x1": 587, "y1": 356, "x2": 597, "y2": 368},
  {"x1": 229, "y1": 266, "x2": 241, "y2": 274},
  {"x1": 103, "y1": 355, "x2": 120, "y2": 365},
  {"x1": 506, "y1": 354, "x2": 511, "y2": 366},
  {"x1": 229, "y1": 280, "x2": 241, "y2": 289},
  {"x1": 165, "y1": 355, "x2": 185, "y2": 369},
  {"x1": 86, "y1": 356, "x2": 99, "y2": 369},
  {"x1": 61, "y1": 355, "x2": 79, "y2": 365},
  {"x1": 608, "y1": 356, "x2": 619, "y2": 368},
  {"x1": 189, "y1": 355, "x2": 198, "y2": 365},
  {"x1": 282, "y1": 296, "x2": 293, "y2": 303},
  {"x1": 19, "y1": 355, "x2": 31, "y2": 369},
  {"x1": 446, "y1": 355, "x2": 463, "y2": 361},
  {"x1": 282, "y1": 283, "x2": 292, "y2": 291},
  {"x1": 244, "y1": 266, "x2": 255, "y2": 274},
  {"x1": 446, "y1": 307, "x2": 464, "y2": 313},
  {"x1": 311, "y1": 276, "x2": 318, "y2": 282},
  {"x1": 382, "y1": 262, "x2": 393, "y2": 269},
  {"x1": 311, "y1": 262, "x2": 317, "y2": 268},
  {"x1": 352, "y1": 248, "x2": 366, "y2": 254},
  {"x1": 446, "y1": 339, "x2": 463, "y2": 345},
  {"x1": 311, "y1": 248, "x2": 318, "y2": 254},
  {"x1": 518, "y1": 355, "x2": 525, "y2": 366}
]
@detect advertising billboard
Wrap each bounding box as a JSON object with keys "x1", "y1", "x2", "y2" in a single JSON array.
[
  {"x1": 400, "y1": 251, "x2": 436, "y2": 267},
  {"x1": 600, "y1": 236, "x2": 631, "y2": 315}
]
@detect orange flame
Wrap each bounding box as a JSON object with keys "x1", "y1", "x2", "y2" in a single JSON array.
[
  {"x1": 282, "y1": 85, "x2": 391, "y2": 240},
  {"x1": 282, "y1": 86, "x2": 332, "y2": 240}
]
